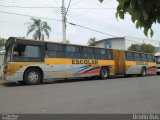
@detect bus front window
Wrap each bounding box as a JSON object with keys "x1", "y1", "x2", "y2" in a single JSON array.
[
  {"x1": 4, "y1": 47, "x2": 12, "y2": 64},
  {"x1": 13, "y1": 44, "x2": 42, "y2": 62}
]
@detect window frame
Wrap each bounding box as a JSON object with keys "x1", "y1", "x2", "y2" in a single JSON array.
[
  {"x1": 13, "y1": 44, "x2": 42, "y2": 62},
  {"x1": 125, "y1": 51, "x2": 134, "y2": 61}
]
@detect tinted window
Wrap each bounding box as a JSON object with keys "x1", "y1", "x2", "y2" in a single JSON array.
[
  {"x1": 141, "y1": 54, "x2": 148, "y2": 62},
  {"x1": 65, "y1": 52, "x2": 81, "y2": 59},
  {"x1": 65, "y1": 45, "x2": 79, "y2": 52},
  {"x1": 107, "y1": 50, "x2": 113, "y2": 60},
  {"x1": 82, "y1": 54, "x2": 94, "y2": 59},
  {"x1": 25, "y1": 46, "x2": 40, "y2": 58},
  {"x1": 95, "y1": 48, "x2": 106, "y2": 54},
  {"x1": 95, "y1": 54, "x2": 107, "y2": 60},
  {"x1": 133, "y1": 53, "x2": 141, "y2": 61},
  {"x1": 13, "y1": 44, "x2": 41, "y2": 62},
  {"x1": 147, "y1": 54, "x2": 154, "y2": 62},
  {"x1": 46, "y1": 51, "x2": 64, "y2": 58},
  {"x1": 83, "y1": 47, "x2": 93, "y2": 53},
  {"x1": 47, "y1": 44, "x2": 64, "y2": 51},
  {"x1": 126, "y1": 52, "x2": 134, "y2": 61}
]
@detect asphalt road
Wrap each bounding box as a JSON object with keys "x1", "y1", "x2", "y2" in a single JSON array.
[{"x1": 0, "y1": 75, "x2": 159, "y2": 113}]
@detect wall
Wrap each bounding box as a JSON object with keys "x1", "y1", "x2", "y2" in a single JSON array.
[{"x1": 94, "y1": 38, "x2": 125, "y2": 50}]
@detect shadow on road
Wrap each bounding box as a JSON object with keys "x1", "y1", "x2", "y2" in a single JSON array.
[{"x1": 1, "y1": 74, "x2": 156, "y2": 87}]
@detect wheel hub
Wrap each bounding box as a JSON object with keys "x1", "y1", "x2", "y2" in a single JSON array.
[
  {"x1": 28, "y1": 72, "x2": 38, "y2": 82},
  {"x1": 102, "y1": 69, "x2": 108, "y2": 77}
]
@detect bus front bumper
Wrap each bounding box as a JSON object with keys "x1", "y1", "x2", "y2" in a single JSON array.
[
  {"x1": 3, "y1": 76, "x2": 13, "y2": 81},
  {"x1": 2, "y1": 74, "x2": 23, "y2": 82}
]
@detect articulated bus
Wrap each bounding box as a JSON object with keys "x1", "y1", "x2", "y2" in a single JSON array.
[
  {"x1": 3, "y1": 37, "x2": 157, "y2": 85},
  {"x1": 155, "y1": 54, "x2": 160, "y2": 74}
]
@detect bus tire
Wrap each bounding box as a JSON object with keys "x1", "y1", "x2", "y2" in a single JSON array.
[
  {"x1": 24, "y1": 68, "x2": 42, "y2": 85},
  {"x1": 18, "y1": 81, "x2": 25, "y2": 85},
  {"x1": 157, "y1": 72, "x2": 160, "y2": 75},
  {"x1": 125, "y1": 74, "x2": 131, "y2": 77},
  {"x1": 100, "y1": 67, "x2": 109, "y2": 79},
  {"x1": 141, "y1": 67, "x2": 146, "y2": 77}
]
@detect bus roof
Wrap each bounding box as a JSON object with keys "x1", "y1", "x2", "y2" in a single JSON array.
[
  {"x1": 6, "y1": 37, "x2": 114, "y2": 50},
  {"x1": 6, "y1": 37, "x2": 155, "y2": 55}
]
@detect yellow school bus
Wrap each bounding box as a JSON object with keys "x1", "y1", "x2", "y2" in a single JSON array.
[{"x1": 3, "y1": 37, "x2": 157, "y2": 85}]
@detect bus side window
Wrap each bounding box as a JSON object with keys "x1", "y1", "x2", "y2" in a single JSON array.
[
  {"x1": 141, "y1": 54, "x2": 148, "y2": 62},
  {"x1": 126, "y1": 51, "x2": 134, "y2": 61},
  {"x1": 65, "y1": 45, "x2": 81, "y2": 59},
  {"x1": 94, "y1": 48, "x2": 107, "y2": 60},
  {"x1": 46, "y1": 43, "x2": 65, "y2": 58},
  {"x1": 82, "y1": 47, "x2": 94, "y2": 59},
  {"x1": 106, "y1": 50, "x2": 113, "y2": 60},
  {"x1": 147, "y1": 54, "x2": 154, "y2": 62},
  {"x1": 133, "y1": 52, "x2": 141, "y2": 61}
]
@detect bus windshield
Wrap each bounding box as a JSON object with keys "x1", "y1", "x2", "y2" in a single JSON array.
[{"x1": 4, "y1": 46, "x2": 12, "y2": 64}]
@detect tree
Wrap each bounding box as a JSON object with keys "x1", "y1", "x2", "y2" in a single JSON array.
[
  {"x1": 128, "y1": 43, "x2": 156, "y2": 54},
  {"x1": 88, "y1": 37, "x2": 97, "y2": 46},
  {"x1": 128, "y1": 44, "x2": 141, "y2": 52},
  {"x1": 99, "y1": 0, "x2": 160, "y2": 37},
  {"x1": 26, "y1": 18, "x2": 51, "y2": 41}
]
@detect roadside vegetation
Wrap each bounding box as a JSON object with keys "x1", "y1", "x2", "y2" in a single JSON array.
[
  {"x1": 128, "y1": 43, "x2": 156, "y2": 54},
  {"x1": 25, "y1": 18, "x2": 51, "y2": 41},
  {"x1": 99, "y1": 0, "x2": 160, "y2": 37}
]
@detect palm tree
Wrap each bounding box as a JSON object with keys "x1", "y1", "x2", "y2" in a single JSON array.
[
  {"x1": 88, "y1": 37, "x2": 97, "y2": 46},
  {"x1": 26, "y1": 18, "x2": 51, "y2": 41}
]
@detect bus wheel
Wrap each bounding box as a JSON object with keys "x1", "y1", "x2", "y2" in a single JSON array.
[
  {"x1": 141, "y1": 68, "x2": 146, "y2": 77},
  {"x1": 100, "y1": 67, "x2": 109, "y2": 79},
  {"x1": 125, "y1": 74, "x2": 131, "y2": 77},
  {"x1": 157, "y1": 72, "x2": 160, "y2": 75},
  {"x1": 18, "y1": 81, "x2": 25, "y2": 85},
  {"x1": 24, "y1": 68, "x2": 42, "y2": 85}
]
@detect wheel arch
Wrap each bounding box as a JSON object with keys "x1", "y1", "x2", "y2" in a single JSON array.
[
  {"x1": 101, "y1": 65, "x2": 111, "y2": 69},
  {"x1": 142, "y1": 66, "x2": 147, "y2": 72},
  {"x1": 23, "y1": 66, "x2": 44, "y2": 83},
  {"x1": 101, "y1": 66, "x2": 111, "y2": 74}
]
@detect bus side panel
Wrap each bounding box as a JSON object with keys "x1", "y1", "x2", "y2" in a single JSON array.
[
  {"x1": 44, "y1": 58, "x2": 115, "y2": 78},
  {"x1": 113, "y1": 50, "x2": 125, "y2": 75},
  {"x1": 125, "y1": 61, "x2": 142, "y2": 74},
  {"x1": 125, "y1": 61, "x2": 157, "y2": 75},
  {"x1": 146, "y1": 62, "x2": 157, "y2": 74}
]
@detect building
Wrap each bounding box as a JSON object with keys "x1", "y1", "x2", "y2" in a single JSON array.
[{"x1": 93, "y1": 36, "x2": 160, "y2": 54}]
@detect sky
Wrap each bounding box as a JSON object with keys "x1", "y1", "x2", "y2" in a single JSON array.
[{"x1": 0, "y1": 0, "x2": 160, "y2": 45}]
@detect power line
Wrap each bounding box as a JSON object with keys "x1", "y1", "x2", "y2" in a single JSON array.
[
  {"x1": 0, "y1": 10, "x2": 62, "y2": 22},
  {"x1": 0, "y1": 0, "x2": 48, "y2": 7},
  {"x1": 71, "y1": 0, "x2": 83, "y2": 6},
  {"x1": 0, "y1": 10, "x2": 118, "y2": 37},
  {"x1": 0, "y1": 4, "x2": 116, "y2": 9},
  {"x1": 71, "y1": 8, "x2": 116, "y2": 10},
  {"x1": 66, "y1": 0, "x2": 71, "y2": 15},
  {"x1": 0, "y1": 4, "x2": 59, "y2": 8},
  {"x1": 68, "y1": 22, "x2": 117, "y2": 37},
  {"x1": 54, "y1": 0, "x2": 60, "y2": 6}
]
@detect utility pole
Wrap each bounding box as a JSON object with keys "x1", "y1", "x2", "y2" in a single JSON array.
[{"x1": 62, "y1": 0, "x2": 66, "y2": 43}]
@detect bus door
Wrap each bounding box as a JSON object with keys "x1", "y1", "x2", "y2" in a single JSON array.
[{"x1": 114, "y1": 50, "x2": 125, "y2": 75}]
